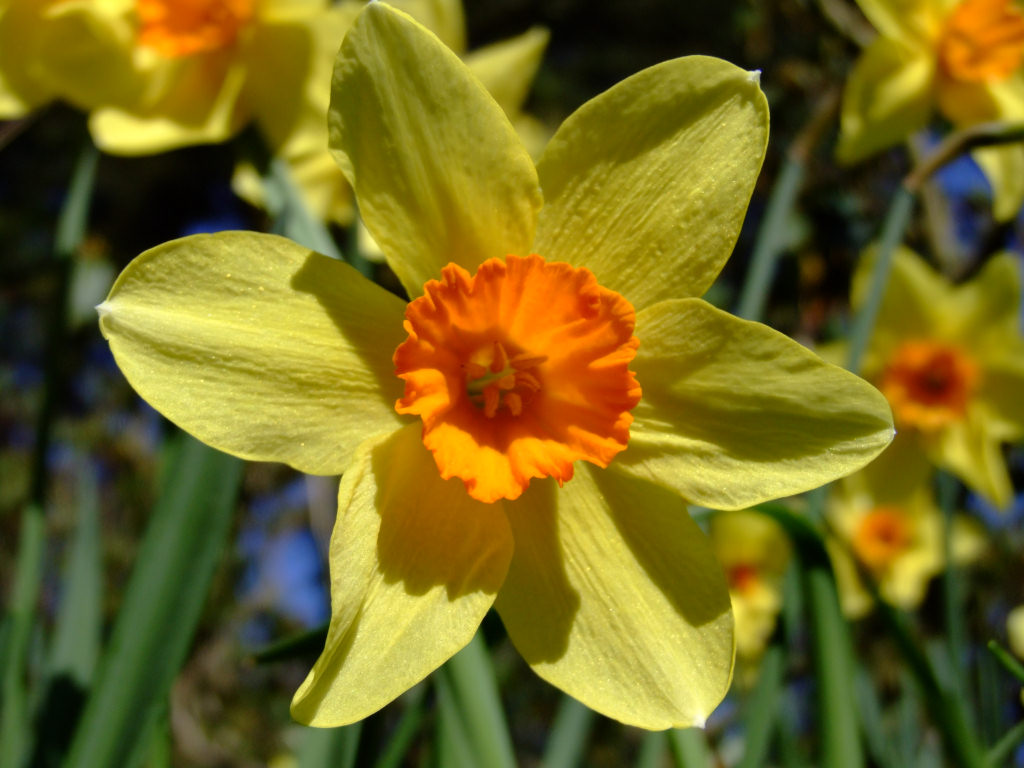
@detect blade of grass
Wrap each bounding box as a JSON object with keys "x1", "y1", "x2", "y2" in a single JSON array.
[
  {"x1": 48, "y1": 460, "x2": 102, "y2": 686},
  {"x1": 373, "y1": 684, "x2": 427, "y2": 768},
  {"x1": 668, "y1": 727, "x2": 713, "y2": 767},
  {"x1": 735, "y1": 88, "x2": 837, "y2": 322},
  {"x1": 845, "y1": 186, "x2": 914, "y2": 375},
  {"x1": 63, "y1": 433, "x2": 243, "y2": 768},
  {"x1": 541, "y1": 696, "x2": 595, "y2": 768},
  {"x1": 737, "y1": 642, "x2": 785, "y2": 768},
  {"x1": 434, "y1": 670, "x2": 476, "y2": 768},
  {"x1": 297, "y1": 724, "x2": 362, "y2": 768},
  {"x1": 987, "y1": 641, "x2": 1024, "y2": 685},
  {"x1": 637, "y1": 730, "x2": 667, "y2": 768},
  {"x1": 0, "y1": 139, "x2": 98, "y2": 768},
  {"x1": 735, "y1": 155, "x2": 805, "y2": 322},
  {"x1": 440, "y1": 631, "x2": 516, "y2": 768},
  {"x1": 757, "y1": 502, "x2": 864, "y2": 768},
  {"x1": 936, "y1": 471, "x2": 967, "y2": 703},
  {"x1": 987, "y1": 719, "x2": 1024, "y2": 766}
]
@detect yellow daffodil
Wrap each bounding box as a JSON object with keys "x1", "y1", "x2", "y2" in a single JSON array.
[
  {"x1": 853, "y1": 245, "x2": 1024, "y2": 508},
  {"x1": 232, "y1": 0, "x2": 549, "y2": 226},
  {"x1": 838, "y1": 0, "x2": 1024, "y2": 219},
  {"x1": 827, "y1": 447, "x2": 986, "y2": 617},
  {"x1": 9, "y1": 0, "x2": 346, "y2": 154},
  {"x1": 98, "y1": 4, "x2": 893, "y2": 729},
  {"x1": 0, "y1": 0, "x2": 54, "y2": 118},
  {"x1": 1009, "y1": 605, "x2": 1024, "y2": 658},
  {"x1": 709, "y1": 510, "x2": 791, "y2": 663}
]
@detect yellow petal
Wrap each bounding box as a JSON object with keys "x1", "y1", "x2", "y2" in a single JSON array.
[
  {"x1": 614, "y1": 299, "x2": 894, "y2": 510},
  {"x1": 89, "y1": 57, "x2": 249, "y2": 154},
  {"x1": 388, "y1": 0, "x2": 466, "y2": 53},
  {"x1": 31, "y1": 0, "x2": 141, "y2": 112},
  {"x1": 243, "y1": 8, "x2": 354, "y2": 152},
  {"x1": 496, "y1": 467, "x2": 733, "y2": 729},
  {"x1": 98, "y1": 231, "x2": 407, "y2": 475},
  {"x1": 1007, "y1": 606, "x2": 1024, "y2": 659},
  {"x1": 463, "y1": 26, "x2": 549, "y2": 117},
  {"x1": 291, "y1": 425, "x2": 513, "y2": 726},
  {"x1": 972, "y1": 144, "x2": 1024, "y2": 222},
  {"x1": 947, "y1": 251, "x2": 1023, "y2": 339},
  {"x1": 837, "y1": 37, "x2": 934, "y2": 163},
  {"x1": 0, "y1": 0, "x2": 53, "y2": 117},
  {"x1": 329, "y1": 3, "x2": 541, "y2": 297},
  {"x1": 534, "y1": 55, "x2": 768, "y2": 309},
  {"x1": 933, "y1": 411, "x2": 1014, "y2": 508},
  {"x1": 853, "y1": 0, "x2": 944, "y2": 44},
  {"x1": 854, "y1": 245, "x2": 947, "y2": 373}
]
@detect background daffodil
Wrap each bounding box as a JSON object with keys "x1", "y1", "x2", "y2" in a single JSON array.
[
  {"x1": 709, "y1": 509, "x2": 791, "y2": 664},
  {"x1": 838, "y1": 0, "x2": 1024, "y2": 219},
  {"x1": 7, "y1": 0, "x2": 346, "y2": 155},
  {"x1": 853, "y1": 246, "x2": 1024, "y2": 508},
  {"x1": 98, "y1": 3, "x2": 894, "y2": 730},
  {"x1": 232, "y1": 0, "x2": 550, "y2": 226},
  {"x1": 826, "y1": 451, "x2": 985, "y2": 617}
]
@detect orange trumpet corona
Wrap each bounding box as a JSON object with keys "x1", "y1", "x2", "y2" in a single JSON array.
[{"x1": 394, "y1": 255, "x2": 641, "y2": 503}]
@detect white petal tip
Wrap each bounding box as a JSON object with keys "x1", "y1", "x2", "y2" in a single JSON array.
[
  {"x1": 95, "y1": 301, "x2": 112, "y2": 318},
  {"x1": 746, "y1": 69, "x2": 762, "y2": 86}
]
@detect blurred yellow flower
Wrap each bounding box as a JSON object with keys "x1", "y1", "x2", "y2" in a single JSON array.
[
  {"x1": 1008, "y1": 605, "x2": 1024, "y2": 658},
  {"x1": 98, "y1": 4, "x2": 893, "y2": 729},
  {"x1": 709, "y1": 510, "x2": 791, "y2": 663},
  {"x1": 827, "y1": 449, "x2": 986, "y2": 617},
  {"x1": 0, "y1": 0, "x2": 53, "y2": 118},
  {"x1": 232, "y1": 0, "x2": 549, "y2": 226},
  {"x1": 838, "y1": 0, "x2": 1024, "y2": 219},
  {"x1": 853, "y1": 246, "x2": 1024, "y2": 508},
  {"x1": 0, "y1": 0, "x2": 346, "y2": 154}
]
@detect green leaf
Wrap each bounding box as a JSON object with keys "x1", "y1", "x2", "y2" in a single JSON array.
[
  {"x1": 737, "y1": 643, "x2": 785, "y2": 768},
  {"x1": 668, "y1": 727, "x2": 713, "y2": 767},
  {"x1": 296, "y1": 724, "x2": 362, "y2": 768},
  {"x1": 757, "y1": 502, "x2": 864, "y2": 768},
  {"x1": 439, "y1": 631, "x2": 516, "y2": 768},
  {"x1": 541, "y1": 696, "x2": 595, "y2": 768},
  {"x1": 62, "y1": 433, "x2": 243, "y2": 768}
]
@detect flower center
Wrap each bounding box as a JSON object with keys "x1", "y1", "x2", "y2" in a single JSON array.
[
  {"x1": 727, "y1": 563, "x2": 761, "y2": 595},
  {"x1": 853, "y1": 506, "x2": 912, "y2": 570},
  {"x1": 394, "y1": 255, "x2": 641, "y2": 503},
  {"x1": 136, "y1": 0, "x2": 254, "y2": 57},
  {"x1": 938, "y1": 0, "x2": 1024, "y2": 83},
  {"x1": 879, "y1": 340, "x2": 978, "y2": 432}
]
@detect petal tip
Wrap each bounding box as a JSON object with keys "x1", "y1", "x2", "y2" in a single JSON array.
[{"x1": 746, "y1": 69, "x2": 762, "y2": 86}]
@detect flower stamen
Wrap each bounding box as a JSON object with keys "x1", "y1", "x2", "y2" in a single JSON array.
[
  {"x1": 136, "y1": 0, "x2": 254, "y2": 57},
  {"x1": 938, "y1": 0, "x2": 1024, "y2": 83},
  {"x1": 880, "y1": 340, "x2": 979, "y2": 432},
  {"x1": 853, "y1": 506, "x2": 912, "y2": 570},
  {"x1": 394, "y1": 255, "x2": 641, "y2": 503}
]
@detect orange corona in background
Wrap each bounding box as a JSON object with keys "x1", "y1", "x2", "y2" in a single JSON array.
[
  {"x1": 853, "y1": 506, "x2": 912, "y2": 570},
  {"x1": 727, "y1": 563, "x2": 761, "y2": 595},
  {"x1": 136, "y1": 0, "x2": 255, "y2": 57},
  {"x1": 938, "y1": 0, "x2": 1024, "y2": 82},
  {"x1": 880, "y1": 339, "x2": 979, "y2": 432},
  {"x1": 394, "y1": 255, "x2": 641, "y2": 504}
]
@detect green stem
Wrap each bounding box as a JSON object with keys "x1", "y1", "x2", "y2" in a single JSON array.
[
  {"x1": 737, "y1": 643, "x2": 785, "y2": 768},
  {"x1": 0, "y1": 139, "x2": 98, "y2": 768},
  {"x1": 845, "y1": 186, "x2": 915, "y2": 375},
  {"x1": 736, "y1": 156, "x2": 805, "y2": 322},
  {"x1": 541, "y1": 696, "x2": 595, "y2": 768}
]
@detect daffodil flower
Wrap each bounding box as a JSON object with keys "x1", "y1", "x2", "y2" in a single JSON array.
[
  {"x1": 233, "y1": 0, "x2": 550, "y2": 226},
  {"x1": 0, "y1": 0, "x2": 54, "y2": 118},
  {"x1": 838, "y1": 0, "x2": 1024, "y2": 219},
  {"x1": 826, "y1": 448, "x2": 985, "y2": 617},
  {"x1": 709, "y1": 510, "x2": 791, "y2": 664},
  {"x1": 853, "y1": 246, "x2": 1024, "y2": 508},
  {"x1": 11, "y1": 0, "x2": 347, "y2": 154},
  {"x1": 98, "y1": 4, "x2": 893, "y2": 729}
]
